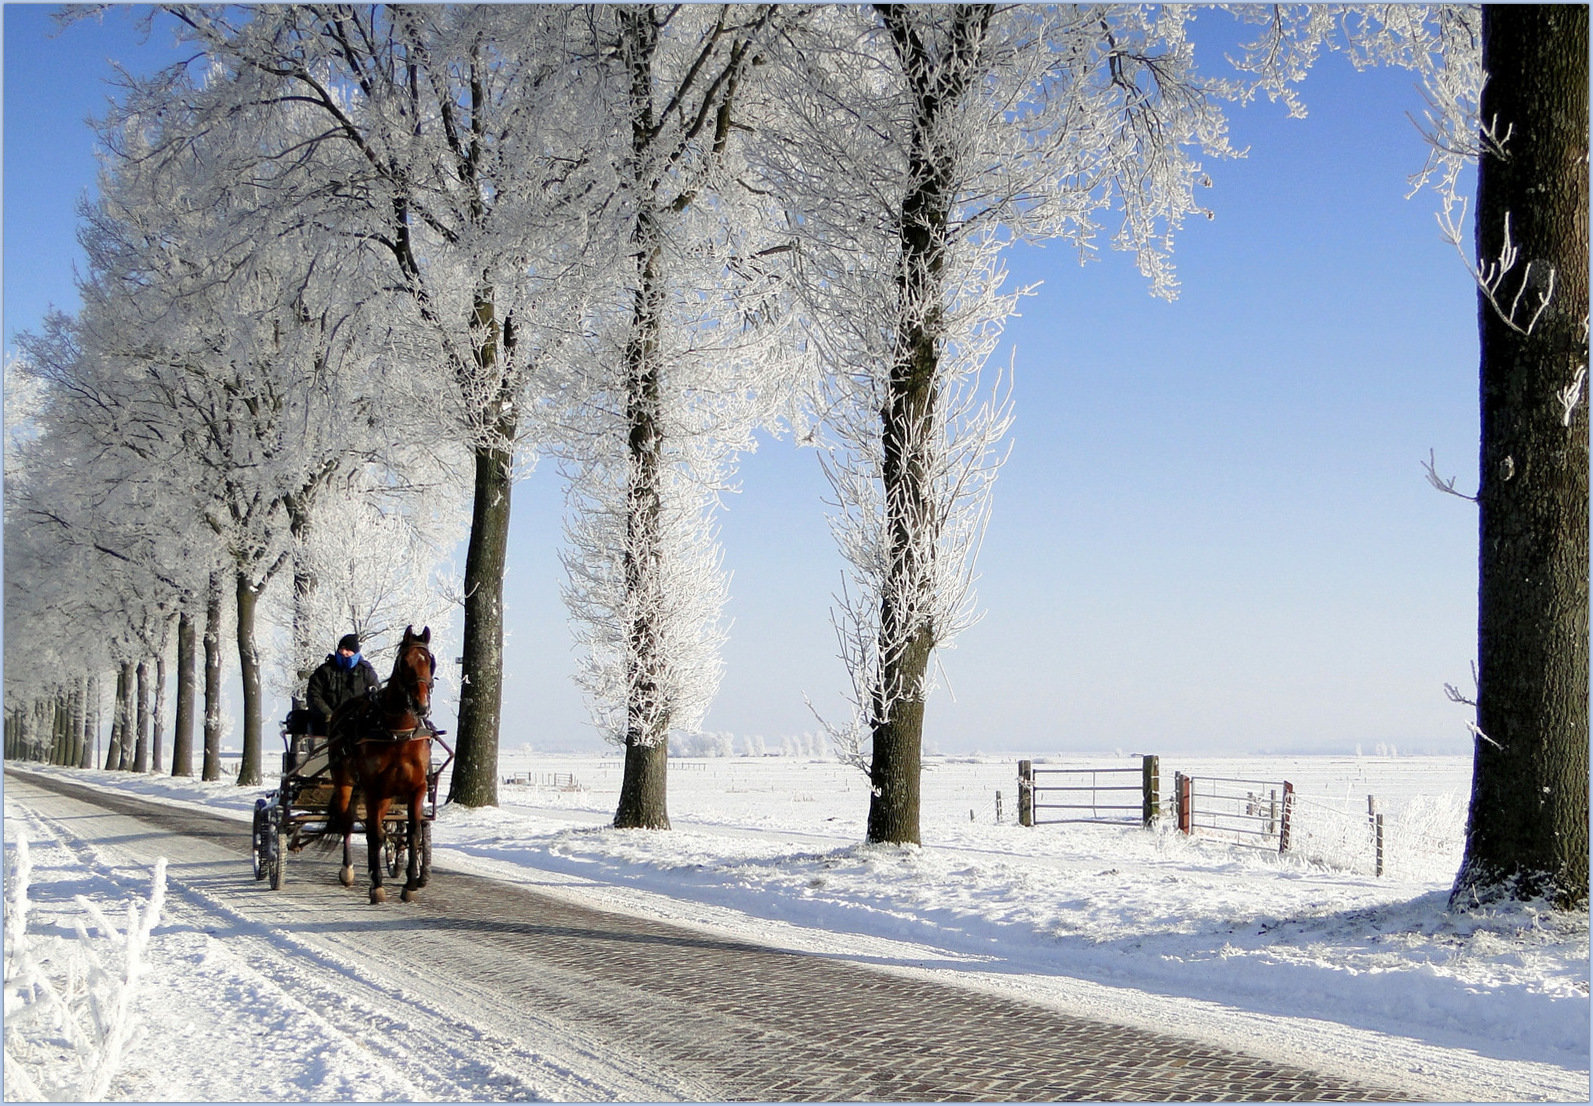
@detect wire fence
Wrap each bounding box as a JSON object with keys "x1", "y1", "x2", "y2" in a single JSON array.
[{"x1": 1014, "y1": 758, "x2": 1469, "y2": 879}]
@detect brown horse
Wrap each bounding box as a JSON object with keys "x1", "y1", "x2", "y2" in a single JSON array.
[{"x1": 325, "y1": 625, "x2": 437, "y2": 903}]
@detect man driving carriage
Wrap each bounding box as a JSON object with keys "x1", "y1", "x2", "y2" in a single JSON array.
[{"x1": 305, "y1": 632, "x2": 380, "y2": 736}]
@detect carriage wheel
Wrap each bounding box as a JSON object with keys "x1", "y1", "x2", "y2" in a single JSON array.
[
  {"x1": 251, "y1": 802, "x2": 269, "y2": 881},
  {"x1": 384, "y1": 828, "x2": 405, "y2": 879},
  {"x1": 267, "y1": 821, "x2": 286, "y2": 890}
]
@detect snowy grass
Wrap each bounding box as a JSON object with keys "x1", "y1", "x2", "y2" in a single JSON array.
[
  {"x1": 3, "y1": 832, "x2": 167, "y2": 1102},
  {"x1": 3, "y1": 749, "x2": 1588, "y2": 1101}
]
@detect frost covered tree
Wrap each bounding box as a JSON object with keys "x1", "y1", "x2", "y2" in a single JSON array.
[
  {"x1": 155, "y1": 3, "x2": 608, "y2": 805},
  {"x1": 557, "y1": 3, "x2": 796, "y2": 830},
  {"x1": 271, "y1": 468, "x2": 463, "y2": 707},
  {"x1": 35, "y1": 62, "x2": 426, "y2": 786},
  {"x1": 759, "y1": 5, "x2": 1244, "y2": 844}
]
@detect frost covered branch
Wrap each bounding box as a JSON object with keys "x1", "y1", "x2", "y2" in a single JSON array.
[
  {"x1": 1556, "y1": 365, "x2": 1586, "y2": 428},
  {"x1": 1440, "y1": 207, "x2": 1558, "y2": 337},
  {"x1": 1423, "y1": 448, "x2": 1476, "y2": 502}
]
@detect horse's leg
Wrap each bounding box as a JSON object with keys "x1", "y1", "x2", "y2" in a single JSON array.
[
  {"x1": 367, "y1": 794, "x2": 391, "y2": 904},
  {"x1": 331, "y1": 771, "x2": 356, "y2": 888},
  {"x1": 402, "y1": 783, "x2": 425, "y2": 901}
]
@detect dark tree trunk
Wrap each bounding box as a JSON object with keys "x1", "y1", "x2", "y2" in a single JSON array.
[
  {"x1": 235, "y1": 570, "x2": 266, "y2": 787},
  {"x1": 1453, "y1": 4, "x2": 1589, "y2": 911},
  {"x1": 202, "y1": 572, "x2": 225, "y2": 781},
  {"x1": 611, "y1": 8, "x2": 673, "y2": 831},
  {"x1": 865, "y1": 5, "x2": 991, "y2": 845},
  {"x1": 105, "y1": 665, "x2": 127, "y2": 770},
  {"x1": 449, "y1": 442, "x2": 513, "y2": 807},
  {"x1": 286, "y1": 494, "x2": 318, "y2": 694},
  {"x1": 133, "y1": 660, "x2": 151, "y2": 773},
  {"x1": 172, "y1": 611, "x2": 196, "y2": 776},
  {"x1": 615, "y1": 734, "x2": 670, "y2": 830},
  {"x1": 151, "y1": 642, "x2": 168, "y2": 774},
  {"x1": 80, "y1": 673, "x2": 98, "y2": 769},
  {"x1": 51, "y1": 696, "x2": 67, "y2": 765},
  {"x1": 614, "y1": 240, "x2": 672, "y2": 830},
  {"x1": 117, "y1": 661, "x2": 137, "y2": 770}
]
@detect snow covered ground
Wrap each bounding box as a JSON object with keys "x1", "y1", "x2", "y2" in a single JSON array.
[{"x1": 4, "y1": 750, "x2": 1589, "y2": 1101}]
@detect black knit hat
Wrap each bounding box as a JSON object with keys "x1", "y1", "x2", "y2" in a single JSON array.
[{"x1": 338, "y1": 633, "x2": 360, "y2": 653}]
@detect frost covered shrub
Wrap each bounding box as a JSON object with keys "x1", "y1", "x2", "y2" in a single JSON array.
[{"x1": 3, "y1": 833, "x2": 167, "y2": 1102}]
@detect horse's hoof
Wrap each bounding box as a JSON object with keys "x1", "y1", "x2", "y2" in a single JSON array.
[
  {"x1": 414, "y1": 874, "x2": 429, "y2": 889},
  {"x1": 339, "y1": 866, "x2": 355, "y2": 887},
  {"x1": 370, "y1": 887, "x2": 386, "y2": 904},
  {"x1": 401, "y1": 886, "x2": 417, "y2": 903}
]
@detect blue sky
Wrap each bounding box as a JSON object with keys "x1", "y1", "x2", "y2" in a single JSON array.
[{"x1": 4, "y1": 5, "x2": 1481, "y2": 757}]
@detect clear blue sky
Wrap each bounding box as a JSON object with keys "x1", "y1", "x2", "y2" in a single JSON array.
[{"x1": 4, "y1": 5, "x2": 1481, "y2": 757}]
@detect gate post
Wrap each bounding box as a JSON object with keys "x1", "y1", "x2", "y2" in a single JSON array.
[
  {"x1": 1141, "y1": 755, "x2": 1160, "y2": 827},
  {"x1": 1174, "y1": 772, "x2": 1192, "y2": 834},
  {"x1": 1278, "y1": 780, "x2": 1295, "y2": 854},
  {"x1": 1018, "y1": 760, "x2": 1034, "y2": 827}
]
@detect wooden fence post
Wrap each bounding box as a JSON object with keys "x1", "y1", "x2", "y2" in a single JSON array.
[
  {"x1": 1018, "y1": 760, "x2": 1033, "y2": 827},
  {"x1": 1141, "y1": 755, "x2": 1159, "y2": 827}
]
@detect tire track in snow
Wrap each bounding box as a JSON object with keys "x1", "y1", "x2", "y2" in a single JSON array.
[{"x1": 6, "y1": 771, "x2": 706, "y2": 1102}]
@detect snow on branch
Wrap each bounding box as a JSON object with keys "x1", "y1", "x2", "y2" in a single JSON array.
[
  {"x1": 1422, "y1": 448, "x2": 1476, "y2": 502},
  {"x1": 1440, "y1": 206, "x2": 1558, "y2": 338}
]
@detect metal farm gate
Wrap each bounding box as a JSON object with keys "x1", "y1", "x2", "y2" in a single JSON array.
[{"x1": 1018, "y1": 756, "x2": 1160, "y2": 827}]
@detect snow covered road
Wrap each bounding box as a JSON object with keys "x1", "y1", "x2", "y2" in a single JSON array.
[{"x1": 6, "y1": 772, "x2": 709, "y2": 1101}]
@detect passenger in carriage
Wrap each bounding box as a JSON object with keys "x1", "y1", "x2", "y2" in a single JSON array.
[{"x1": 305, "y1": 633, "x2": 381, "y2": 736}]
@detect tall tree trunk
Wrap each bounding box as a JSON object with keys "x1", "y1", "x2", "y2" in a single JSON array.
[
  {"x1": 118, "y1": 661, "x2": 137, "y2": 770},
  {"x1": 864, "y1": 5, "x2": 989, "y2": 845},
  {"x1": 235, "y1": 570, "x2": 266, "y2": 787},
  {"x1": 611, "y1": 7, "x2": 674, "y2": 831},
  {"x1": 51, "y1": 695, "x2": 67, "y2": 765},
  {"x1": 67, "y1": 677, "x2": 85, "y2": 768},
  {"x1": 152, "y1": 640, "x2": 168, "y2": 774},
  {"x1": 202, "y1": 572, "x2": 225, "y2": 782},
  {"x1": 82, "y1": 673, "x2": 99, "y2": 769},
  {"x1": 287, "y1": 496, "x2": 318, "y2": 696},
  {"x1": 106, "y1": 665, "x2": 127, "y2": 770},
  {"x1": 614, "y1": 246, "x2": 672, "y2": 831},
  {"x1": 172, "y1": 611, "x2": 196, "y2": 776},
  {"x1": 1453, "y1": 4, "x2": 1590, "y2": 911},
  {"x1": 451, "y1": 440, "x2": 512, "y2": 807},
  {"x1": 133, "y1": 660, "x2": 151, "y2": 772}
]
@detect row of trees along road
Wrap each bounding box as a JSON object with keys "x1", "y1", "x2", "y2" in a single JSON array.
[{"x1": 3, "y1": 5, "x2": 1585, "y2": 909}]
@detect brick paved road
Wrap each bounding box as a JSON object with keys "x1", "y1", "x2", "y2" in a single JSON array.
[
  {"x1": 423, "y1": 878, "x2": 1412, "y2": 1102},
  {"x1": 19, "y1": 772, "x2": 1415, "y2": 1102}
]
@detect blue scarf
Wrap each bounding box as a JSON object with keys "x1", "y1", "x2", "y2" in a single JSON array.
[{"x1": 336, "y1": 651, "x2": 361, "y2": 671}]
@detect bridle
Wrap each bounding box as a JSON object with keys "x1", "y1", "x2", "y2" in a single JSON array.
[{"x1": 397, "y1": 640, "x2": 436, "y2": 721}]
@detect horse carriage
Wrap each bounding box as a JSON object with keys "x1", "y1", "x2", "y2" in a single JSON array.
[{"x1": 251, "y1": 626, "x2": 451, "y2": 903}]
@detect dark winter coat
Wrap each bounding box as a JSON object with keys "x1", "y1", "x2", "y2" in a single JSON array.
[{"x1": 305, "y1": 653, "x2": 381, "y2": 731}]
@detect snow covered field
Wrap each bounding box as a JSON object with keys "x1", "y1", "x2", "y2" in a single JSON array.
[{"x1": 4, "y1": 750, "x2": 1589, "y2": 1101}]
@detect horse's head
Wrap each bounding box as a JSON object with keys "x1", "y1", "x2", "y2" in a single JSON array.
[{"x1": 391, "y1": 625, "x2": 436, "y2": 719}]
